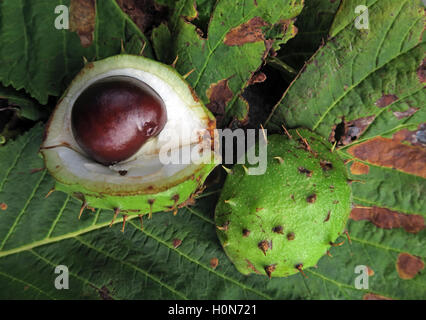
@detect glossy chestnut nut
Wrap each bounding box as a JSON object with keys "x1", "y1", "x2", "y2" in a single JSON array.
[{"x1": 71, "y1": 76, "x2": 167, "y2": 165}]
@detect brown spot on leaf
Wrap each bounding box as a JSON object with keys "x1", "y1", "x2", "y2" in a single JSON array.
[
  {"x1": 350, "y1": 161, "x2": 370, "y2": 175},
  {"x1": 363, "y1": 293, "x2": 392, "y2": 300},
  {"x1": 70, "y1": 0, "x2": 96, "y2": 48},
  {"x1": 287, "y1": 232, "x2": 295, "y2": 240},
  {"x1": 417, "y1": 58, "x2": 426, "y2": 83},
  {"x1": 210, "y1": 257, "x2": 219, "y2": 269},
  {"x1": 224, "y1": 17, "x2": 268, "y2": 46},
  {"x1": 116, "y1": 0, "x2": 168, "y2": 33},
  {"x1": 206, "y1": 78, "x2": 233, "y2": 124},
  {"x1": 172, "y1": 238, "x2": 182, "y2": 248},
  {"x1": 0, "y1": 203, "x2": 7, "y2": 210},
  {"x1": 375, "y1": 94, "x2": 399, "y2": 108},
  {"x1": 392, "y1": 124, "x2": 426, "y2": 147},
  {"x1": 306, "y1": 194, "x2": 317, "y2": 203},
  {"x1": 256, "y1": 207, "x2": 264, "y2": 212},
  {"x1": 347, "y1": 136, "x2": 426, "y2": 178},
  {"x1": 396, "y1": 253, "x2": 424, "y2": 280},
  {"x1": 247, "y1": 72, "x2": 267, "y2": 86},
  {"x1": 367, "y1": 266, "x2": 375, "y2": 276},
  {"x1": 97, "y1": 285, "x2": 114, "y2": 300},
  {"x1": 329, "y1": 116, "x2": 375, "y2": 146},
  {"x1": 393, "y1": 107, "x2": 419, "y2": 119},
  {"x1": 350, "y1": 207, "x2": 424, "y2": 233},
  {"x1": 298, "y1": 167, "x2": 312, "y2": 177},
  {"x1": 258, "y1": 240, "x2": 270, "y2": 255}
]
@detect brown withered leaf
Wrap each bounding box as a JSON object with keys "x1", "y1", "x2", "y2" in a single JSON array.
[
  {"x1": 116, "y1": 0, "x2": 168, "y2": 33},
  {"x1": 350, "y1": 207, "x2": 424, "y2": 234},
  {"x1": 70, "y1": 0, "x2": 96, "y2": 48},
  {"x1": 350, "y1": 161, "x2": 370, "y2": 175},
  {"x1": 224, "y1": 17, "x2": 268, "y2": 46},
  {"x1": 347, "y1": 136, "x2": 426, "y2": 178},
  {"x1": 329, "y1": 116, "x2": 375, "y2": 146},
  {"x1": 363, "y1": 293, "x2": 392, "y2": 300},
  {"x1": 206, "y1": 78, "x2": 234, "y2": 124},
  {"x1": 396, "y1": 253, "x2": 424, "y2": 280},
  {"x1": 375, "y1": 94, "x2": 399, "y2": 108}
]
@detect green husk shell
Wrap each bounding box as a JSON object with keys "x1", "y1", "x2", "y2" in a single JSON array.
[
  {"x1": 215, "y1": 129, "x2": 352, "y2": 278},
  {"x1": 41, "y1": 54, "x2": 218, "y2": 216}
]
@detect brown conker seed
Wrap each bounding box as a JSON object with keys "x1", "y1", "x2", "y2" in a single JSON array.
[{"x1": 71, "y1": 76, "x2": 167, "y2": 165}]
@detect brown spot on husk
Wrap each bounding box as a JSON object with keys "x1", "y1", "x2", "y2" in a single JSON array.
[
  {"x1": 320, "y1": 160, "x2": 333, "y2": 171},
  {"x1": 272, "y1": 226, "x2": 283, "y2": 234},
  {"x1": 417, "y1": 58, "x2": 426, "y2": 83},
  {"x1": 217, "y1": 221, "x2": 230, "y2": 231},
  {"x1": 258, "y1": 240, "x2": 270, "y2": 255},
  {"x1": 206, "y1": 78, "x2": 233, "y2": 124},
  {"x1": 224, "y1": 17, "x2": 268, "y2": 46},
  {"x1": 172, "y1": 238, "x2": 182, "y2": 248},
  {"x1": 298, "y1": 167, "x2": 312, "y2": 177},
  {"x1": 306, "y1": 194, "x2": 317, "y2": 203},
  {"x1": 363, "y1": 293, "x2": 392, "y2": 300},
  {"x1": 347, "y1": 136, "x2": 426, "y2": 178},
  {"x1": 70, "y1": 0, "x2": 96, "y2": 48},
  {"x1": 210, "y1": 257, "x2": 219, "y2": 269},
  {"x1": 324, "y1": 211, "x2": 331, "y2": 222},
  {"x1": 329, "y1": 116, "x2": 375, "y2": 146},
  {"x1": 118, "y1": 170, "x2": 127, "y2": 176},
  {"x1": 396, "y1": 253, "x2": 424, "y2": 280},
  {"x1": 188, "y1": 84, "x2": 200, "y2": 102},
  {"x1": 264, "y1": 264, "x2": 276, "y2": 279},
  {"x1": 350, "y1": 207, "x2": 424, "y2": 234},
  {"x1": 245, "y1": 259, "x2": 261, "y2": 274},
  {"x1": 350, "y1": 161, "x2": 370, "y2": 175},
  {"x1": 0, "y1": 203, "x2": 7, "y2": 210},
  {"x1": 375, "y1": 94, "x2": 399, "y2": 108}
]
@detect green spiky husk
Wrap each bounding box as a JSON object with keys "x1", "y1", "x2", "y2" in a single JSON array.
[{"x1": 215, "y1": 129, "x2": 352, "y2": 278}]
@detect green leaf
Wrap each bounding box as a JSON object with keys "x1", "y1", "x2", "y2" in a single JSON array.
[
  {"x1": 151, "y1": 23, "x2": 173, "y2": 64},
  {"x1": 0, "y1": 0, "x2": 153, "y2": 105},
  {"x1": 276, "y1": 0, "x2": 341, "y2": 72},
  {"x1": 153, "y1": 0, "x2": 304, "y2": 126},
  {"x1": 0, "y1": 125, "x2": 424, "y2": 299},
  {"x1": 267, "y1": 0, "x2": 425, "y2": 137},
  {"x1": 0, "y1": 85, "x2": 47, "y2": 121}
]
